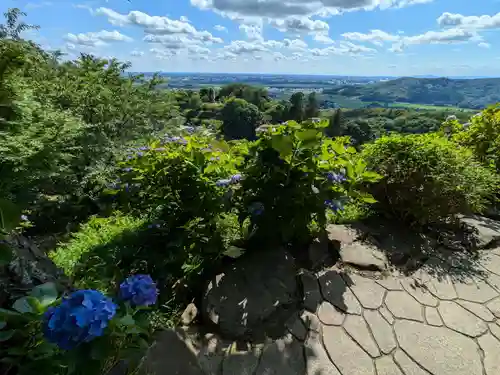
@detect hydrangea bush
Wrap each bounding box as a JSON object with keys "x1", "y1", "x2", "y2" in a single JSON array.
[{"x1": 0, "y1": 276, "x2": 157, "y2": 375}]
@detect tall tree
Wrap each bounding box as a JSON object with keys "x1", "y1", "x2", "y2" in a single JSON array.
[
  {"x1": 221, "y1": 98, "x2": 263, "y2": 140},
  {"x1": 305, "y1": 92, "x2": 320, "y2": 119},
  {"x1": 289, "y1": 92, "x2": 305, "y2": 122},
  {"x1": 0, "y1": 8, "x2": 39, "y2": 40},
  {"x1": 326, "y1": 109, "x2": 344, "y2": 137}
]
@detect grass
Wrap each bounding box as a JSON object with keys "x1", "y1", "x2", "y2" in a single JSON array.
[{"x1": 389, "y1": 102, "x2": 476, "y2": 112}]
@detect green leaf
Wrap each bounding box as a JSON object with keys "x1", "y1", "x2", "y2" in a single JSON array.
[
  {"x1": 12, "y1": 297, "x2": 35, "y2": 314},
  {"x1": 296, "y1": 129, "x2": 319, "y2": 142},
  {"x1": 271, "y1": 135, "x2": 294, "y2": 159},
  {"x1": 119, "y1": 314, "x2": 135, "y2": 326},
  {"x1": 30, "y1": 282, "x2": 58, "y2": 307},
  {"x1": 0, "y1": 330, "x2": 15, "y2": 342},
  {"x1": 0, "y1": 242, "x2": 13, "y2": 266},
  {"x1": 0, "y1": 199, "x2": 21, "y2": 232},
  {"x1": 223, "y1": 246, "x2": 245, "y2": 259},
  {"x1": 0, "y1": 308, "x2": 22, "y2": 317}
]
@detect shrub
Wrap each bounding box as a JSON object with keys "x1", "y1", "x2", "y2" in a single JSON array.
[
  {"x1": 362, "y1": 133, "x2": 499, "y2": 226},
  {"x1": 234, "y1": 120, "x2": 381, "y2": 246}
]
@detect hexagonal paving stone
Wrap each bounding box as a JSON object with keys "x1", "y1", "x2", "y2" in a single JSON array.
[
  {"x1": 376, "y1": 278, "x2": 403, "y2": 291},
  {"x1": 343, "y1": 315, "x2": 380, "y2": 357},
  {"x1": 317, "y1": 301, "x2": 344, "y2": 326},
  {"x1": 401, "y1": 278, "x2": 438, "y2": 307},
  {"x1": 304, "y1": 330, "x2": 342, "y2": 375},
  {"x1": 364, "y1": 310, "x2": 397, "y2": 354},
  {"x1": 300, "y1": 271, "x2": 322, "y2": 312},
  {"x1": 323, "y1": 325, "x2": 376, "y2": 375},
  {"x1": 456, "y1": 300, "x2": 496, "y2": 322},
  {"x1": 438, "y1": 301, "x2": 488, "y2": 337},
  {"x1": 379, "y1": 305, "x2": 395, "y2": 324},
  {"x1": 347, "y1": 274, "x2": 386, "y2": 309},
  {"x1": 489, "y1": 322, "x2": 500, "y2": 342},
  {"x1": 301, "y1": 310, "x2": 322, "y2": 333},
  {"x1": 486, "y1": 297, "x2": 500, "y2": 318},
  {"x1": 318, "y1": 270, "x2": 362, "y2": 315},
  {"x1": 385, "y1": 291, "x2": 424, "y2": 322},
  {"x1": 454, "y1": 279, "x2": 498, "y2": 303},
  {"x1": 426, "y1": 274, "x2": 458, "y2": 301},
  {"x1": 394, "y1": 320, "x2": 483, "y2": 375},
  {"x1": 375, "y1": 356, "x2": 404, "y2": 375},
  {"x1": 480, "y1": 254, "x2": 500, "y2": 276},
  {"x1": 393, "y1": 350, "x2": 428, "y2": 375},
  {"x1": 424, "y1": 306, "x2": 443, "y2": 327},
  {"x1": 478, "y1": 334, "x2": 500, "y2": 375}
]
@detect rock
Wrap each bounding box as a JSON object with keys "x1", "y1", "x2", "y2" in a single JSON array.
[
  {"x1": 300, "y1": 310, "x2": 322, "y2": 333},
  {"x1": 394, "y1": 320, "x2": 483, "y2": 375},
  {"x1": 459, "y1": 215, "x2": 500, "y2": 249},
  {"x1": 454, "y1": 279, "x2": 498, "y2": 303},
  {"x1": 340, "y1": 242, "x2": 387, "y2": 271},
  {"x1": 317, "y1": 301, "x2": 344, "y2": 326},
  {"x1": 424, "y1": 306, "x2": 443, "y2": 327},
  {"x1": 222, "y1": 344, "x2": 263, "y2": 375},
  {"x1": 393, "y1": 350, "x2": 428, "y2": 375},
  {"x1": 285, "y1": 313, "x2": 308, "y2": 341},
  {"x1": 318, "y1": 270, "x2": 362, "y2": 315},
  {"x1": 478, "y1": 334, "x2": 500, "y2": 375},
  {"x1": 438, "y1": 301, "x2": 488, "y2": 337},
  {"x1": 486, "y1": 297, "x2": 500, "y2": 318},
  {"x1": 307, "y1": 234, "x2": 333, "y2": 269},
  {"x1": 401, "y1": 278, "x2": 438, "y2": 307},
  {"x1": 364, "y1": 310, "x2": 397, "y2": 354},
  {"x1": 304, "y1": 329, "x2": 341, "y2": 375},
  {"x1": 456, "y1": 300, "x2": 495, "y2": 322},
  {"x1": 343, "y1": 315, "x2": 380, "y2": 357},
  {"x1": 426, "y1": 274, "x2": 458, "y2": 301},
  {"x1": 347, "y1": 274, "x2": 386, "y2": 309},
  {"x1": 375, "y1": 356, "x2": 404, "y2": 375},
  {"x1": 181, "y1": 303, "x2": 198, "y2": 326},
  {"x1": 323, "y1": 325, "x2": 376, "y2": 375},
  {"x1": 385, "y1": 291, "x2": 424, "y2": 322},
  {"x1": 254, "y1": 333, "x2": 305, "y2": 375},
  {"x1": 326, "y1": 224, "x2": 358, "y2": 246},
  {"x1": 379, "y1": 306, "x2": 395, "y2": 324},
  {"x1": 300, "y1": 270, "x2": 322, "y2": 312},
  {"x1": 489, "y1": 322, "x2": 500, "y2": 341},
  {"x1": 202, "y1": 248, "x2": 297, "y2": 338}
]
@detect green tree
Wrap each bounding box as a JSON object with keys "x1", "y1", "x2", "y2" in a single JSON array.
[
  {"x1": 0, "y1": 8, "x2": 39, "y2": 40},
  {"x1": 305, "y1": 92, "x2": 320, "y2": 119},
  {"x1": 221, "y1": 98, "x2": 263, "y2": 140},
  {"x1": 289, "y1": 92, "x2": 305, "y2": 122},
  {"x1": 326, "y1": 109, "x2": 343, "y2": 137}
]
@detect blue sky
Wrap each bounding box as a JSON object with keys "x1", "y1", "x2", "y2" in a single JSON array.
[{"x1": 2, "y1": 0, "x2": 500, "y2": 76}]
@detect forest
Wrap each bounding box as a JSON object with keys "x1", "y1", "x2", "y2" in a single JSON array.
[{"x1": 0, "y1": 8, "x2": 499, "y2": 375}]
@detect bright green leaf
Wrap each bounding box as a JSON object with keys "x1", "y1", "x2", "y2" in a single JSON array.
[
  {"x1": 296, "y1": 129, "x2": 319, "y2": 142},
  {"x1": 30, "y1": 282, "x2": 59, "y2": 307},
  {"x1": 271, "y1": 135, "x2": 294, "y2": 158}
]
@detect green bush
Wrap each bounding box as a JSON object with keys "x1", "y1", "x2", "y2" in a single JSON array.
[{"x1": 362, "y1": 133, "x2": 499, "y2": 226}]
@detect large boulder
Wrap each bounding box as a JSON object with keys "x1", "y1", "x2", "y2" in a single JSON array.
[
  {"x1": 458, "y1": 215, "x2": 500, "y2": 249},
  {"x1": 202, "y1": 248, "x2": 298, "y2": 339}
]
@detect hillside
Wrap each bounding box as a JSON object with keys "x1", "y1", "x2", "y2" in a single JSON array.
[{"x1": 324, "y1": 77, "x2": 500, "y2": 109}]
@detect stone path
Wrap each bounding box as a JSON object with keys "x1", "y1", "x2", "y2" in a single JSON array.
[{"x1": 145, "y1": 247, "x2": 500, "y2": 375}]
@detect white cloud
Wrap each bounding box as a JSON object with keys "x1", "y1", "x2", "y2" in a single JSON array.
[
  {"x1": 478, "y1": 42, "x2": 491, "y2": 49},
  {"x1": 283, "y1": 38, "x2": 308, "y2": 50},
  {"x1": 95, "y1": 8, "x2": 222, "y2": 43},
  {"x1": 191, "y1": 0, "x2": 434, "y2": 20},
  {"x1": 239, "y1": 24, "x2": 263, "y2": 41},
  {"x1": 64, "y1": 30, "x2": 133, "y2": 47},
  {"x1": 342, "y1": 29, "x2": 399, "y2": 44},
  {"x1": 131, "y1": 50, "x2": 144, "y2": 56},
  {"x1": 314, "y1": 34, "x2": 335, "y2": 44},
  {"x1": 180, "y1": 16, "x2": 190, "y2": 22},
  {"x1": 224, "y1": 40, "x2": 269, "y2": 54},
  {"x1": 310, "y1": 42, "x2": 376, "y2": 57},
  {"x1": 437, "y1": 12, "x2": 500, "y2": 30},
  {"x1": 269, "y1": 17, "x2": 329, "y2": 35},
  {"x1": 150, "y1": 47, "x2": 177, "y2": 59},
  {"x1": 214, "y1": 25, "x2": 228, "y2": 32}
]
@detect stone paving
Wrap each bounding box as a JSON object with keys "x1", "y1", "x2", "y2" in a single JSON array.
[{"x1": 144, "y1": 246, "x2": 500, "y2": 375}]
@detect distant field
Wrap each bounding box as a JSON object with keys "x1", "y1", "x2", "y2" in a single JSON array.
[{"x1": 389, "y1": 102, "x2": 476, "y2": 111}]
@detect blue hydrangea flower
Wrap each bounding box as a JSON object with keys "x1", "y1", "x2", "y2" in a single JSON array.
[
  {"x1": 122, "y1": 167, "x2": 133, "y2": 173},
  {"x1": 136, "y1": 152, "x2": 144, "y2": 158},
  {"x1": 326, "y1": 172, "x2": 347, "y2": 184},
  {"x1": 20, "y1": 215, "x2": 29, "y2": 221},
  {"x1": 184, "y1": 126, "x2": 195, "y2": 134},
  {"x1": 119, "y1": 275, "x2": 158, "y2": 307},
  {"x1": 43, "y1": 290, "x2": 117, "y2": 350},
  {"x1": 324, "y1": 200, "x2": 344, "y2": 212},
  {"x1": 138, "y1": 146, "x2": 150, "y2": 151},
  {"x1": 248, "y1": 202, "x2": 265, "y2": 216},
  {"x1": 216, "y1": 179, "x2": 231, "y2": 187},
  {"x1": 230, "y1": 174, "x2": 243, "y2": 184}
]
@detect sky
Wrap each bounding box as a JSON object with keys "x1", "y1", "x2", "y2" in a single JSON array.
[{"x1": 2, "y1": 0, "x2": 500, "y2": 76}]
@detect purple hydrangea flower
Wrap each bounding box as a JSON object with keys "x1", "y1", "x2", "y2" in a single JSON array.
[
  {"x1": 43, "y1": 290, "x2": 117, "y2": 350},
  {"x1": 326, "y1": 172, "x2": 347, "y2": 184},
  {"x1": 138, "y1": 146, "x2": 150, "y2": 151},
  {"x1": 216, "y1": 179, "x2": 231, "y2": 187},
  {"x1": 184, "y1": 126, "x2": 195, "y2": 134},
  {"x1": 20, "y1": 215, "x2": 29, "y2": 221},
  {"x1": 230, "y1": 174, "x2": 243, "y2": 184},
  {"x1": 324, "y1": 200, "x2": 344, "y2": 212},
  {"x1": 119, "y1": 275, "x2": 158, "y2": 307}
]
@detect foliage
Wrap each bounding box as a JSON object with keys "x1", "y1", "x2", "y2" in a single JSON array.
[
  {"x1": 362, "y1": 133, "x2": 499, "y2": 226},
  {"x1": 0, "y1": 281, "x2": 154, "y2": 375},
  {"x1": 221, "y1": 97, "x2": 263, "y2": 140},
  {"x1": 234, "y1": 120, "x2": 382, "y2": 246},
  {"x1": 289, "y1": 92, "x2": 305, "y2": 122},
  {"x1": 305, "y1": 92, "x2": 320, "y2": 119},
  {"x1": 218, "y1": 83, "x2": 269, "y2": 110},
  {"x1": 0, "y1": 8, "x2": 39, "y2": 40}
]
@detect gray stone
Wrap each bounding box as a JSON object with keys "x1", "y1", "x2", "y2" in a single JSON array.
[
  {"x1": 317, "y1": 301, "x2": 344, "y2": 326},
  {"x1": 375, "y1": 356, "x2": 404, "y2": 375},
  {"x1": 484, "y1": 272, "x2": 500, "y2": 292},
  {"x1": 424, "y1": 306, "x2": 443, "y2": 327},
  {"x1": 364, "y1": 310, "x2": 397, "y2": 354},
  {"x1": 478, "y1": 333, "x2": 500, "y2": 375},
  {"x1": 454, "y1": 279, "x2": 498, "y2": 303},
  {"x1": 459, "y1": 215, "x2": 500, "y2": 249},
  {"x1": 301, "y1": 310, "x2": 322, "y2": 333},
  {"x1": 348, "y1": 274, "x2": 386, "y2": 309},
  {"x1": 401, "y1": 278, "x2": 438, "y2": 307},
  {"x1": 427, "y1": 275, "x2": 458, "y2": 301},
  {"x1": 394, "y1": 320, "x2": 483, "y2": 375},
  {"x1": 181, "y1": 303, "x2": 198, "y2": 326},
  {"x1": 343, "y1": 315, "x2": 381, "y2": 357},
  {"x1": 142, "y1": 329, "x2": 205, "y2": 375},
  {"x1": 340, "y1": 241, "x2": 387, "y2": 271},
  {"x1": 318, "y1": 270, "x2": 362, "y2": 315},
  {"x1": 376, "y1": 278, "x2": 403, "y2": 291},
  {"x1": 308, "y1": 234, "x2": 331, "y2": 269},
  {"x1": 304, "y1": 330, "x2": 342, "y2": 375},
  {"x1": 393, "y1": 350, "x2": 428, "y2": 375},
  {"x1": 285, "y1": 314, "x2": 308, "y2": 341},
  {"x1": 385, "y1": 291, "x2": 424, "y2": 322},
  {"x1": 254, "y1": 334, "x2": 306, "y2": 375},
  {"x1": 222, "y1": 344, "x2": 262, "y2": 375},
  {"x1": 202, "y1": 248, "x2": 297, "y2": 338},
  {"x1": 481, "y1": 254, "x2": 500, "y2": 276},
  {"x1": 300, "y1": 271, "x2": 322, "y2": 312},
  {"x1": 379, "y1": 305, "x2": 395, "y2": 324},
  {"x1": 457, "y1": 300, "x2": 496, "y2": 322},
  {"x1": 323, "y1": 325, "x2": 376, "y2": 375},
  {"x1": 491, "y1": 247, "x2": 500, "y2": 256},
  {"x1": 489, "y1": 322, "x2": 500, "y2": 341},
  {"x1": 486, "y1": 297, "x2": 500, "y2": 318},
  {"x1": 326, "y1": 224, "x2": 358, "y2": 246},
  {"x1": 438, "y1": 301, "x2": 488, "y2": 337}
]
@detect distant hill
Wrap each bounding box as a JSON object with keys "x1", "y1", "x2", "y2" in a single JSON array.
[{"x1": 323, "y1": 77, "x2": 500, "y2": 109}]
